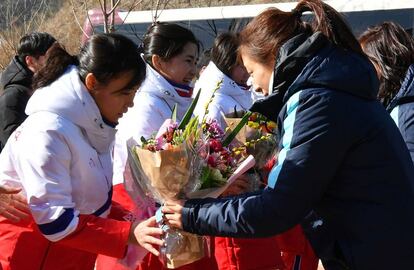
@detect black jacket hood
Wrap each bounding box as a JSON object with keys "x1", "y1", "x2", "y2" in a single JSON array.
[
  {"x1": 250, "y1": 32, "x2": 379, "y2": 121},
  {"x1": 1, "y1": 56, "x2": 33, "y2": 91}
]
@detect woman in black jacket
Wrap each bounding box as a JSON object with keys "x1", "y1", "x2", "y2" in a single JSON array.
[
  {"x1": 360, "y1": 21, "x2": 414, "y2": 163},
  {"x1": 162, "y1": 1, "x2": 414, "y2": 269}
]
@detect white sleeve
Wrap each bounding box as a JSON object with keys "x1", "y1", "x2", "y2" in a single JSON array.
[
  {"x1": 13, "y1": 127, "x2": 79, "y2": 242},
  {"x1": 204, "y1": 102, "x2": 227, "y2": 129},
  {"x1": 113, "y1": 94, "x2": 167, "y2": 184}
]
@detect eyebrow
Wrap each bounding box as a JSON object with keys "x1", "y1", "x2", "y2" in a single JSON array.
[{"x1": 112, "y1": 85, "x2": 135, "y2": 94}]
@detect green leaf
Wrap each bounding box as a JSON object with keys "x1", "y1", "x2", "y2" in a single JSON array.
[
  {"x1": 222, "y1": 111, "x2": 252, "y2": 147},
  {"x1": 178, "y1": 89, "x2": 201, "y2": 130},
  {"x1": 171, "y1": 103, "x2": 178, "y2": 122},
  {"x1": 140, "y1": 136, "x2": 148, "y2": 145}
]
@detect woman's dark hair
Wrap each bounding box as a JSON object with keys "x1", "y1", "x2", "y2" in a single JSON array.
[
  {"x1": 211, "y1": 32, "x2": 240, "y2": 78},
  {"x1": 17, "y1": 32, "x2": 56, "y2": 64},
  {"x1": 142, "y1": 22, "x2": 200, "y2": 64},
  {"x1": 33, "y1": 33, "x2": 146, "y2": 91},
  {"x1": 239, "y1": 0, "x2": 362, "y2": 67},
  {"x1": 359, "y1": 22, "x2": 414, "y2": 106}
]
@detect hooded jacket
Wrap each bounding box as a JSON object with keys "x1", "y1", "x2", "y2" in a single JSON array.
[
  {"x1": 387, "y1": 64, "x2": 414, "y2": 163},
  {"x1": 193, "y1": 61, "x2": 253, "y2": 128},
  {"x1": 0, "y1": 66, "x2": 130, "y2": 270},
  {"x1": 180, "y1": 32, "x2": 414, "y2": 270},
  {"x1": 0, "y1": 56, "x2": 33, "y2": 151},
  {"x1": 113, "y1": 63, "x2": 192, "y2": 185}
]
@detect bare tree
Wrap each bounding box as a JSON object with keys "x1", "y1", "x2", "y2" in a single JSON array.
[
  {"x1": 70, "y1": 0, "x2": 145, "y2": 42},
  {"x1": 0, "y1": 0, "x2": 56, "y2": 69}
]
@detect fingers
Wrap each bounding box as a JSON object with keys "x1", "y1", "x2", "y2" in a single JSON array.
[
  {"x1": 0, "y1": 192, "x2": 30, "y2": 222},
  {"x1": 164, "y1": 200, "x2": 184, "y2": 207},
  {"x1": 0, "y1": 186, "x2": 21, "y2": 194},
  {"x1": 0, "y1": 210, "x2": 21, "y2": 223},
  {"x1": 11, "y1": 194, "x2": 30, "y2": 214},
  {"x1": 142, "y1": 242, "x2": 160, "y2": 256},
  {"x1": 163, "y1": 212, "x2": 183, "y2": 229},
  {"x1": 134, "y1": 216, "x2": 165, "y2": 255},
  {"x1": 6, "y1": 206, "x2": 30, "y2": 221},
  {"x1": 162, "y1": 203, "x2": 183, "y2": 214}
]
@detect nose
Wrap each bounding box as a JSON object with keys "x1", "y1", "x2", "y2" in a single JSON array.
[
  {"x1": 127, "y1": 98, "x2": 134, "y2": 108},
  {"x1": 126, "y1": 94, "x2": 135, "y2": 108},
  {"x1": 190, "y1": 62, "x2": 197, "y2": 77}
]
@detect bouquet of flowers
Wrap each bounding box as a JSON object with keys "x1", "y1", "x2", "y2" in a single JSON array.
[
  {"x1": 224, "y1": 110, "x2": 278, "y2": 169},
  {"x1": 125, "y1": 85, "x2": 255, "y2": 268}
]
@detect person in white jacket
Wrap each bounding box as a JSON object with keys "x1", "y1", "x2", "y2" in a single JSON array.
[
  {"x1": 193, "y1": 32, "x2": 253, "y2": 128},
  {"x1": 0, "y1": 34, "x2": 163, "y2": 270},
  {"x1": 113, "y1": 22, "x2": 199, "y2": 187},
  {"x1": 108, "y1": 22, "x2": 218, "y2": 270}
]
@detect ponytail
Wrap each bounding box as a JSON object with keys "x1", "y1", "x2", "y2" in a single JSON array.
[
  {"x1": 32, "y1": 43, "x2": 78, "y2": 90},
  {"x1": 239, "y1": 0, "x2": 362, "y2": 65},
  {"x1": 294, "y1": 0, "x2": 363, "y2": 54}
]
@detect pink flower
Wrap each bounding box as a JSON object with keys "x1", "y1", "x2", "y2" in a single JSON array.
[
  {"x1": 205, "y1": 119, "x2": 225, "y2": 139},
  {"x1": 207, "y1": 155, "x2": 217, "y2": 167},
  {"x1": 209, "y1": 139, "x2": 223, "y2": 152}
]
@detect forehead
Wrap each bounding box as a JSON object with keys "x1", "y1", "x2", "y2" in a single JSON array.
[{"x1": 179, "y1": 42, "x2": 198, "y2": 57}]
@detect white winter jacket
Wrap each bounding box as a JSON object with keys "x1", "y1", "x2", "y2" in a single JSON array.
[
  {"x1": 193, "y1": 61, "x2": 253, "y2": 128},
  {"x1": 112, "y1": 63, "x2": 192, "y2": 184},
  {"x1": 0, "y1": 66, "x2": 115, "y2": 241}
]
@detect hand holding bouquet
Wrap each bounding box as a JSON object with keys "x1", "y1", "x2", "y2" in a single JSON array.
[{"x1": 125, "y1": 86, "x2": 255, "y2": 268}]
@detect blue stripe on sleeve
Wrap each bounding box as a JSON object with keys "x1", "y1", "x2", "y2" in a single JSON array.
[
  {"x1": 390, "y1": 106, "x2": 399, "y2": 127},
  {"x1": 93, "y1": 187, "x2": 113, "y2": 217},
  {"x1": 268, "y1": 91, "x2": 301, "y2": 188},
  {"x1": 38, "y1": 208, "x2": 75, "y2": 235}
]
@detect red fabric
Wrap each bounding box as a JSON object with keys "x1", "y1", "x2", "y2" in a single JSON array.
[
  {"x1": 111, "y1": 184, "x2": 136, "y2": 212},
  {"x1": 59, "y1": 215, "x2": 131, "y2": 258},
  {"x1": 0, "y1": 212, "x2": 130, "y2": 270},
  {"x1": 137, "y1": 252, "x2": 218, "y2": 270},
  {"x1": 261, "y1": 158, "x2": 319, "y2": 269},
  {"x1": 214, "y1": 236, "x2": 285, "y2": 270},
  {"x1": 276, "y1": 226, "x2": 318, "y2": 270},
  {"x1": 97, "y1": 184, "x2": 219, "y2": 270}
]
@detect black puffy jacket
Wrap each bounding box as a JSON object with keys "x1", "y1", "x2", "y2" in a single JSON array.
[{"x1": 0, "y1": 56, "x2": 33, "y2": 151}]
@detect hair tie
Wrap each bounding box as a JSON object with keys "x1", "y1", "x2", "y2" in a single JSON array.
[{"x1": 291, "y1": 8, "x2": 302, "y2": 19}]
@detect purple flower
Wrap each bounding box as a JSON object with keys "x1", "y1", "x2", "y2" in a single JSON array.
[{"x1": 205, "y1": 119, "x2": 224, "y2": 139}]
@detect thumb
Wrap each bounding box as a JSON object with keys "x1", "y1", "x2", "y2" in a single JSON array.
[{"x1": 0, "y1": 185, "x2": 22, "y2": 194}]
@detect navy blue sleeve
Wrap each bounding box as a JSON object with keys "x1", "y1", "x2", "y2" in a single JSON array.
[
  {"x1": 397, "y1": 103, "x2": 414, "y2": 163},
  {"x1": 182, "y1": 90, "x2": 350, "y2": 237}
]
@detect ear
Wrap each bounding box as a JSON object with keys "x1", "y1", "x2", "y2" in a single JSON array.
[
  {"x1": 151, "y1": 54, "x2": 164, "y2": 71},
  {"x1": 85, "y1": 73, "x2": 97, "y2": 92},
  {"x1": 25, "y1": 56, "x2": 36, "y2": 73}
]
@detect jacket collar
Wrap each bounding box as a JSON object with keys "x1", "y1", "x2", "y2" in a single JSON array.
[
  {"x1": 196, "y1": 61, "x2": 253, "y2": 110},
  {"x1": 250, "y1": 31, "x2": 378, "y2": 122},
  {"x1": 387, "y1": 64, "x2": 414, "y2": 112},
  {"x1": 0, "y1": 56, "x2": 33, "y2": 91},
  {"x1": 25, "y1": 66, "x2": 116, "y2": 154},
  {"x1": 250, "y1": 32, "x2": 327, "y2": 122},
  {"x1": 139, "y1": 63, "x2": 192, "y2": 119}
]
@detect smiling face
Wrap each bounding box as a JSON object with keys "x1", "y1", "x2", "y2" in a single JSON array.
[
  {"x1": 240, "y1": 48, "x2": 275, "y2": 96},
  {"x1": 153, "y1": 42, "x2": 198, "y2": 85},
  {"x1": 86, "y1": 70, "x2": 137, "y2": 124}
]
